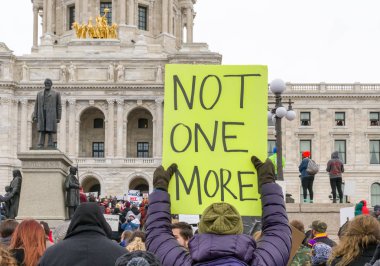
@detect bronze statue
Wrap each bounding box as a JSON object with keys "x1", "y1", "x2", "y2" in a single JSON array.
[
  {"x1": 65, "y1": 166, "x2": 80, "y2": 219},
  {"x1": 6, "y1": 170, "x2": 22, "y2": 219},
  {"x1": 33, "y1": 79, "x2": 62, "y2": 148}
]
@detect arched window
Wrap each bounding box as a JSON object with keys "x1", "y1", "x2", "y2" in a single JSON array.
[{"x1": 371, "y1": 183, "x2": 380, "y2": 206}]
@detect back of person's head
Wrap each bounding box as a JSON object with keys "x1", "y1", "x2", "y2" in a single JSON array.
[
  {"x1": 311, "y1": 220, "x2": 327, "y2": 234},
  {"x1": 115, "y1": 251, "x2": 161, "y2": 266},
  {"x1": 0, "y1": 219, "x2": 19, "y2": 238},
  {"x1": 126, "y1": 231, "x2": 146, "y2": 252},
  {"x1": 39, "y1": 221, "x2": 50, "y2": 237},
  {"x1": 171, "y1": 222, "x2": 193, "y2": 241},
  {"x1": 65, "y1": 202, "x2": 112, "y2": 239},
  {"x1": 302, "y1": 151, "x2": 311, "y2": 158},
  {"x1": 290, "y1": 220, "x2": 305, "y2": 233},
  {"x1": 198, "y1": 202, "x2": 243, "y2": 235},
  {"x1": 0, "y1": 245, "x2": 17, "y2": 266},
  {"x1": 9, "y1": 219, "x2": 46, "y2": 266},
  {"x1": 329, "y1": 215, "x2": 380, "y2": 266},
  {"x1": 273, "y1": 146, "x2": 277, "y2": 154},
  {"x1": 53, "y1": 221, "x2": 70, "y2": 243},
  {"x1": 311, "y1": 243, "x2": 332, "y2": 266},
  {"x1": 121, "y1": 230, "x2": 133, "y2": 241}
]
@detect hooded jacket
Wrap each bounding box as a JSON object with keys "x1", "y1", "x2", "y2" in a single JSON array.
[
  {"x1": 145, "y1": 183, "x2": 291, "y2": 266},
  {"x1": 38, "y1": 203, "x2": 127, "y2": 266},
  {"x1": 326, "y1": 151, "x2": 344, "y2": 179}
]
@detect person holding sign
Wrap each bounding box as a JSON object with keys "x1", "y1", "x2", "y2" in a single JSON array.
[{"x1": 145, "y1": 157, "x2": 291, "y2": 266}]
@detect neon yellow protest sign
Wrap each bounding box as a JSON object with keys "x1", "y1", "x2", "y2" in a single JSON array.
[{"x1": 163, "y1": 65, "x2": 268, "y2": 216}]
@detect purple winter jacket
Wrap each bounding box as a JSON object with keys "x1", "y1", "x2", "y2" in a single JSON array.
[{"x1": 146, "y1": 183, "x2": 291, "y2": 266}]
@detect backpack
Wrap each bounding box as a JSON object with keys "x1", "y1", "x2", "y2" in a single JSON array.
[
  {"x1": 194, "y1": 256, "x2": 249, "y2": 266},
  {"x1": 306, "y1": 159, "x2": 319, "y2": 175}
]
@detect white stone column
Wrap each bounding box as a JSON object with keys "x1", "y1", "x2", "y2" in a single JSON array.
[
  {"x1": 162, "y1": 0, "x2": 168, "y2": 33},
  {"x1": 20, "y1": 99, "x2": 28, "y2": 152},
  {"x1": 186, "y1": 7, "x2": 193, "y2": 43},
  {"x1": 116, "y1": 99, "x2": 124, "y2": 157},
  {"x1": 107, "y1": 99, "x2": 115, "y2": 157},
  {"x1": 68, "y1": 99, "x2": 76, "y2": 156},
  {"x1": 112, "y1": 0, "x2": 116, "y2": 24},
  {"x1": 33, "y1": 6, "x2": 39, "y2": 47},
  {"x1": 43, "y1": 0, "x2": 48, "y2": 33},
  {"x1": 155, "y1": 98, "x2": 163, "y2": 157},
  {"x1": 120, "y1": 0, "x2": 126, "y2": 24},
  {"x1": 46, "y1": 0, "x2": 53, "y2": 34},
  {"x1": 58, "y1": 99, "x2": 67, "y2": 153},
  {"x1": 75, "y1": 0, "x2": 81, "y2": 24},
  {"x1": 82, "y1": 0, "x2": 88, "y2": 23},
  {"x1": 168, "y1": 0, "x2": 173, "y2": 34},
  {"x1": 127, "y1": 0, "x2": 135, "y2": 25}
]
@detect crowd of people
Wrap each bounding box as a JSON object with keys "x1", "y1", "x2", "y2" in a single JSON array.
[{"x1": 0, "y1": 157, "x2": 378, "y2": 265}]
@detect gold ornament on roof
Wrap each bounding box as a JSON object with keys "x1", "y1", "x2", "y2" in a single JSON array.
[{"x1": 72, "y1": 8, "x2": 118, "y2": 39}]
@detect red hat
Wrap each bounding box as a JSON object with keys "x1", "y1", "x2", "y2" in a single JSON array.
[{"x1": 302, "y1": 151, "x2": 311, "y2": 158}]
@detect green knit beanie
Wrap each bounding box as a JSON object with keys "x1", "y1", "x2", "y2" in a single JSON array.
[{"x1": 198, "y1": 202, "x2": 243, "y2": 235}]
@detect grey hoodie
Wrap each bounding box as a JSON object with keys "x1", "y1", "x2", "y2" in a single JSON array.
[{"x1": 326, "y1": 151, "x2": 344, "y2": 178}]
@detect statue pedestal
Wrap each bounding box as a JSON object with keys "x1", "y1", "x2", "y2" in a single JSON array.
[{"x1": 17, "y1": 150, "x2": 72, "y2": 224}]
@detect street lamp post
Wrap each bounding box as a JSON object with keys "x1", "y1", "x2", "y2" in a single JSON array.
[{"x1": 268, "y1": 79, "x2": 296, "y2": 181}]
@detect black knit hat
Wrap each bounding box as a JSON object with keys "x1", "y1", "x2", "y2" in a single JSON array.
[{"x1": 115, "y1": 251, "x2": 161, "y2": 266}]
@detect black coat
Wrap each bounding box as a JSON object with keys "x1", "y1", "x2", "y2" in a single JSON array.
[
  {"x1": 331, "y1": 244, "x2": 378, "y2": 266},
  {"x1": 33, "y1": 89, "x2": 61, "y2": 132},
  {"x1": 38, "y1": 203, "x2": 127, "y2": 266}
]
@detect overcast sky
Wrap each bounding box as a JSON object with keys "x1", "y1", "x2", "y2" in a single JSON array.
[{"x1": 2, "y1": 0, "x2": 380, "y2": 83}]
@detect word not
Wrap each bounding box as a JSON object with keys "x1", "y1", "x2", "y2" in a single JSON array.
[{"x1": 173, "y1": 74, "x2": 261, "y2": 110}]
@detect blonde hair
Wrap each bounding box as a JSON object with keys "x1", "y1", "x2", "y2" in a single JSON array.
[
  {"x1": 126, "y1": 237, "x2": 146, "y2": 252},
  {"x1": 329, "y1": 215, "x2": 380, "y2": 266},
  {"x1": 0, "y1": 245, "x2": 18, "y2": 266}
]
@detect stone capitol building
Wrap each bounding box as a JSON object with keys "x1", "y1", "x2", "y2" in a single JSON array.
[{"x1": 0, "y1": 0, "x2": 379, "y2": 207}]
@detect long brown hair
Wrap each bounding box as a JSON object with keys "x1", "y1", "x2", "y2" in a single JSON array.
[
  {"x1": 9, "y1": 219, "x2": 46, "y2": 266},
  {"x1": 329, "y1": 215, "x2": 380, "y2": 266}
]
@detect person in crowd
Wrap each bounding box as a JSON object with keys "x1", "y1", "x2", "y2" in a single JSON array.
[
  {"x1": 355, "y1": 199, "x2": 370, "y2": 216},
  {"x1": 299, "y1": 151, "x2": 315, "y2": 203},
  {"x1": 38, "y1": 202, "x2": 127, "y2": 266},
  {"x1": 170, "y1": 222, "x2": 193, "y2": 249},
  {"x1": 139, "y1": 200, "x2": 148, "y2": 229},
  {"x1": 130, "y1": 204, "x2": 141, "y2": 221},
  {"x1": 52, "y1": 221, "x2": 70, "y2": 244},
  {"x1": 79, "y1": 187, "x2": 87, "y2": 203},
  {"x1": 9, "y1": 219, "x2": 46, "y2": 266},
  {"x1": 269, "y1": 146, "x2": 286, "y2": 178},
  {"x1": 39, "y1": 221, "x2": 54, "y2": 248},
  {"x1": 290, "y1": 220, "x2": 311, "y2": 266},
  {"x1": 119, "y1": 230, "x2": 133, "y2": 248},
  {"x1": 126, "y1": 231, "x2": 146, "y2": 252},
  {"x1": 308, "y1": 220, "x2": 336, "y2": 248},
  {"x1": 326, "y1": 151, "x2": 344, "y2": 203},
  {"x1": 0, "y1": 219, "x2": 18, "y2": 247},
  {"x1": 121, "y1": 212, "x2": 140, "y2": 231},
  {"x1": 115, "y1": 251, "x2": 161, "y2": 266},
  {"x1": 0, "y1": 245, "x2": 18, "y2": 266},
  {"x1": 145, "y1": 156, "x2": 291, "y2": 266},
  {"x1": 310, "y1": 242, "x2": 332, "y2": 266},
  {"x1": 373, "y1": 205, "x2": 380, "y2": 221},
  {"x1": 329, "y1": 215, "x2": 380, "y2": 265}
]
